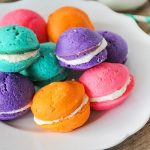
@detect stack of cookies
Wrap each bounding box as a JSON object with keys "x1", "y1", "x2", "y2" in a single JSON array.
[{"x1": 0, "y1": 7, "x2": 135, "y2": 132}]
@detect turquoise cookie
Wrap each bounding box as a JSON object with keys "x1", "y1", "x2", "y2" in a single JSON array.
[
  {"x1": 21, "y1": 42, "x2": 69, "y2": 87},
  {"x1": 35, "y1": 69, "x2": 69, "y2": 89},
  {"x1": 0, "y1": 25, "x2": 40, "y2": 72}
]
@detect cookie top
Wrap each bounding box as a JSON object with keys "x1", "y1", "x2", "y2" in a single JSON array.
[
  {"x1": 79, "y1": 62, "x2": 130, "y2": 97},
  {"x1": 47, "y1": 6, "x2": 95, "y2": 42},
  {"x1": 21, "y1": 42, "x2": 66, "y2": 81},
  {"x1": 98, "y1": 31, "x2": 128, "y2": 63},
  {"x1": 0, "y1": 25, "x2": 39, "y2": 54},
  {"x1": 0, "y1": 72, "x2": 35, "y2": 112},
  {"x1": 40, "y1": 42, "x2": 56, "y2": 55},
  {"x1": 0, "y1": 9, "x2": 47, "y2": 43},
  {"x1": 31, "y1": 81, "x2": 85, "y2": 121},
  {"x1": 56, "y1": 27, "x2": 103, "y2": 57}
]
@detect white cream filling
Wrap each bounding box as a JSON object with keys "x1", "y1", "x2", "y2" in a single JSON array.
[
  {"x1": 34, "y1": 95, "x2": 89, "y2": 125},
  {"x1": 91, "y1": 77, "x2": 131, "y2": 102},
  {"x1": 56, "y1": 38, "x2": 107, "y2": 65},
  {"x1": 0, "y1": 103, "x2": 31, "y2": 115},
  {"x1": 0, "y1": 50, "x2": 39, "y2": 63}
]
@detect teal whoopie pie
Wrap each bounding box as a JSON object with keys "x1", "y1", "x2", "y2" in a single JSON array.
[
  {"x1": 0, "y1": 25, "x2": 40, "y2": 72},
  {"x1": 21, "y1": 42, "x2": 69, "y2": 88}
]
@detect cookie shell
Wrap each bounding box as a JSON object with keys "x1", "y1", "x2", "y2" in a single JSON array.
[
  {"x1": 0, "y1": 25, "x2": 39, "y2": 54},
  {"x1": 90, "y1": 75, "x2": 135, "y2": 110},
  {"x1": 56, "y1": 27, "x2": 102, "y2": 57},
  {"x1": 0, "y1": 9, "x2": 47, "y2": 43},
  {"x1": 48, "y1": 6, "x2": 94, "y2": 42},
  {"x1": 79, "y1": 62, "x2": 130, "y2": 97},
  {"x1": 20, "y1": 42, "x2": 68, "y2": 81},
  {"x1": 98, "y1": 31, "x2": 128, "y2": 63},
  {"x1": 32, "y1": 81, "x2": 85, "y2": 120},
  {"x1": 0, "y1": 72, "x2": 35, "y2": 120},
  {"x1": 79, "y1": 62, "x2": 135, "y2": 110},
  {"x1": 31, "y1": 81, "x2": 90, "y2": 132}
]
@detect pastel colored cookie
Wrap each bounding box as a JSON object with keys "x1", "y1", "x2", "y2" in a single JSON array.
[
  {"x1": 47, "y1": 6, "x2": 95, "y2": 42},
  {"x1": 0, "y1": 25, "x2": 40, "y2": 72},
  {"x1": 0, "y1": 72, "x2": 35, "y2": 120},
  {"x1": 21, "y1": 42, "x2": 69, "y2": 87},
  {"x1": 98, "y1": 31, "x2": 128, "y2": 63},
  {"x1": 56, "y1": 27, "x2": 108, "y2": 70},
  {"x1": 79, "y1": 62, "x2": 135, "y2": 110},
  {"x1": 31, "y1": 81, "x2": 90, "y2": 132},
  {"x1": 0, "y1": 9, "x2": 47, "y2": 43}
]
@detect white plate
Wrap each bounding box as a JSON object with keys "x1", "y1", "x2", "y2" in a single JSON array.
[
  {"x1": 97, "y1": 0, "x2": 148, "y2": 11},
  {"x1": 0, "y1": 0, "x2": 150, "y2": 150}
]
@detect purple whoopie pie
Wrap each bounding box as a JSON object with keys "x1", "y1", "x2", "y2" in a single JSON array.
[
  {"x1": 55, "y1": 27, "x2": 108, "y2": 70},
  {"x1": 0, "y1": 72, "x2": 35, "y2": 120},
  {"x1": 98, "y1": 31, "x2": 128, "y2": 63}
]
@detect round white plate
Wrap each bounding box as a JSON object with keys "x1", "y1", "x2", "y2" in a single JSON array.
[{"x1": 0, "y1": 0, "x2": 150, "y2": 150}]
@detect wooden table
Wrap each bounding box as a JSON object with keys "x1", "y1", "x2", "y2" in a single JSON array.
[{"x1": 110, "y1": 1, "x2": 150, "y2": 150}]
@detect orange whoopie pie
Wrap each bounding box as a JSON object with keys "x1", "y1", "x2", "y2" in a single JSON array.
[
  {"x1": 47, "y1": 6, "x2": 95, "y2": 42},
  {"x1": 31, "y1": 81, "x2": 90, "y2": 132}
]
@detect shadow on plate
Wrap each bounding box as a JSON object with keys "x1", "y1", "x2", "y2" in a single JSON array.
[
  {"x1": 1, "y1": 111, "x2": 47, "y2": 133},
  {"x1": 87, "y1": 110, "x2": 108, "y2": 125}
]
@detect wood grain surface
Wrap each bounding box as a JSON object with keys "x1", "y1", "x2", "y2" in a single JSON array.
[
  {"x1": 0, "y1": 0, "x2": 18, "y2": 2},
  {"x1": 109, "y1": 1, "x2": 150, "y2": 150}
]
